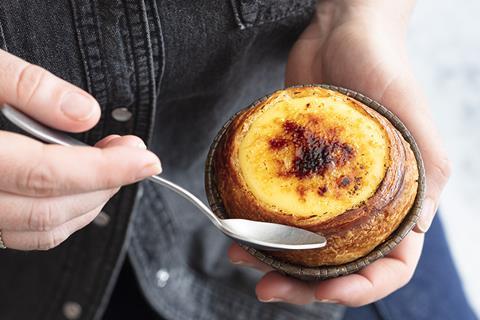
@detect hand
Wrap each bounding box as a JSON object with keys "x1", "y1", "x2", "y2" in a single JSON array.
[
  {"x1": 228, "y1": 0, "x2": 451, "y2": 306},
  {"x1": 0, "y1": 49, "x2": 161, "y2": 250}
]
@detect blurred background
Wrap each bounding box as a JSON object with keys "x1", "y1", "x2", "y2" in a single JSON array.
[{"x1": 408, "y1": 0, "x2": 479, "y2": 315}]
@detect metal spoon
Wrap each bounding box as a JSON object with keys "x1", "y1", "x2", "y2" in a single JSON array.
[{"x1": 0, "y1": 104, "x2": 326, "y2": 251}]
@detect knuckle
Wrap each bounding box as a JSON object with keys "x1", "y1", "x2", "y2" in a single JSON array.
[
  {"x1": 27, "y1": 201, "x2": 61, "y2": 231},
  {"x1": 19, "y1": 160, "x2": 57, "y2": 197},
  {"x1": 430, "y1": 154, "x2": 452, "y2": 186},
  {"x1": 36, "y1": 228, "x2": 68, "y2": 251},
  {"x1": 16, "y1": 64, "x2": 48, "y2": 106}
]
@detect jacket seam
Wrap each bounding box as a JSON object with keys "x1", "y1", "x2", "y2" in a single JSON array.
[
  {"x1": 0, "y1": 8, "x2": 8, "y2": 51},
  {"x1": 122, "y1": 0, "x2": 157, "y2": 144},
  {"x1": 145, "y1": 0, "x2": 165, "y2": 98},
  {"x1": 146, "y1": 0, "x2": 165, "y2": 144},
  {"x1": 70, "y1": 0, "x2": 109, "y2": 145}
]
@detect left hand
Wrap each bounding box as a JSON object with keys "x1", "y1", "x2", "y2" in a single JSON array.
[{"x1": 228, "y1": 0, "x2": 451, "y2": 306}]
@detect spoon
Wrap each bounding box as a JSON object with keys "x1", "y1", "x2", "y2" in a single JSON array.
[{"x1": 0, "y1": 104, "x2": 327, "y2": 251}]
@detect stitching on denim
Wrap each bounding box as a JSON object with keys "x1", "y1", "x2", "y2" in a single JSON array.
[
  {"x1": 70, "y1": 0, "x2": 109, "y2": 145},
  {"x1": 69, "y1": 0, "x2": 92, "y2": 146},
  {"x1": 230, "y1": 0, "x2": 247, "y2": 29},
  {"x1": 121, "y1": 0, "x2": 156, "y2": 142},
  {"x1": 89, "y1": 1, "x2": 110, "y2": 143},
  {"x1": 70, "y1": 1, "x2": 93, "y2": 99},
  {"x1": 139, "y1": 0, "x2": 158, "y2": 145},
  {"x1": 150, "y1": 0, "x2": 166, "y2": 146},
  {"x1": 119, "y1": 0, "x2": 138, "y2": 134},
  {"x1": 145, "y1": 0, "x2": 164, "y2": 98}
]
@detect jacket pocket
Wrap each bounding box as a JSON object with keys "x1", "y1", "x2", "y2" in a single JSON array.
[{"x1": 230, "y1": 0, "x2": 316, "y2": 29}]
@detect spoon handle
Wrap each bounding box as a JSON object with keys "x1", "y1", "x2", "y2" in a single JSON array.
[
  {"x1": 0, "y1": 104, "x2": 222, "y2": 227},
  {"x1": 147, "y1": 175, "x2": 222, "y2": 226}
]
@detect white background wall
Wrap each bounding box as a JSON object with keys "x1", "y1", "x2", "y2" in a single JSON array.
[{"x1": 408, "y1": 0, "x2": 480, "y2": 315}]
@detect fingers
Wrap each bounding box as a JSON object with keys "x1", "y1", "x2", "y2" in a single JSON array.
[
  {"x1": 235, "y1": 231, "x2": 424, "y2": 306},
  {"x1": 313, "y1": 231, "x2": 424, "y2": 306},
  {"x1": 1, "y1": 203, "x2": 105, "y2": 250},
  {"x1": 0, "y1": 49, "x2": 100, "y2": 132},
  {"x1": 0, "y1": 131, "x2": 161, "y2": 197},
  {"x1": 0, "y1": 134, "x2": 152, "y2": 251},
  {"x1": 0, "y1": 188, "x2": 116, "y2": 231}
]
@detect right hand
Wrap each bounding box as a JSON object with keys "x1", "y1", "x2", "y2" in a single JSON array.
[{"x1": 0, "y1": 49, "x2": 162, "y2": 250}]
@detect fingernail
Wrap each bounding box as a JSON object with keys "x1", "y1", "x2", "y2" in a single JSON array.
[
  {"x1": 416, "y1": 198, "x2": 435, "y2": 233},
  {"x1": 137, "y1": 162, "x2": 162, "y2": 179},
  {"x1": 118, "y1": 138, "x2": 147, "y2": 149},
  {"x1": 61, "y1": 92, "x2": 97, "y2": 121},
  {"x1": 259, "y1": 297, "x2": 284, "y2": 303},
  {"x1": 319, "y1": 299, "x2": 339, "y2": 304}
]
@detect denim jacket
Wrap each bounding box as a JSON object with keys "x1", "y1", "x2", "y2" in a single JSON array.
[{"x1": 0, "y1": 1, "x2": 345, "y2": 319}]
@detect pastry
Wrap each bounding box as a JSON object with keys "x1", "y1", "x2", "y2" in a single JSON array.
[{"x1": 211, "y1": 85, "x2": 420, "y2": 267}]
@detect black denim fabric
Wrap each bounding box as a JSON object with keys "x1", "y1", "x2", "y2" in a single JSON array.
[{"x1": 0, "y1": 1, "x2": 346, "y2": 319}]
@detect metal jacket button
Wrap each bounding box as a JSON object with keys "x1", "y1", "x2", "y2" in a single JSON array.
[
  {"x1": 156, "y1": 269, "x2": 170, "y2": 288},
  {"x1": 63, "y1": 302, "x2": 82, "y2": 319},
  {"x1": 111, "y1": 107, "x2": 132, "y2": 122},
  {"x1": 93, "y1": 211, "x2": 110, "y2": 227}
]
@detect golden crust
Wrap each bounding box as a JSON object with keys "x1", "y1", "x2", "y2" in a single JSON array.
[{"x1": 213, "y1": 86, "x2": 419, "y2": 267}]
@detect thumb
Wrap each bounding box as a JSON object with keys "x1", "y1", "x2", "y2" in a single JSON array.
[{"x1": 0, "y1": 49, "x2": 100, "y2": 132}]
